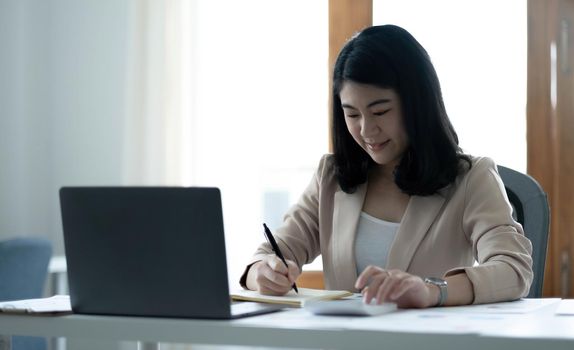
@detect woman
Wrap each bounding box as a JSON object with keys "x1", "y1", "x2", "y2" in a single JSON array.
[{"x1": 240, "y1": 25, "x2": 533, "y2": 308}]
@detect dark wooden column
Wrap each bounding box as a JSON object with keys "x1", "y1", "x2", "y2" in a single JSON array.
[
  {"x1": 528, "y1": 0, "x2": 574, "y2": 297},
  {"x1": 328, "y1": 0, "x2": 372, "y2": 150}
]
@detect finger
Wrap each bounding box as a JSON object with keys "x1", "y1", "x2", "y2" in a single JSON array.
[
  {"x1": 375, "y1": 273, "x2": 405, "y2": 304},
  {"x1": 261, "y1": 264, "x2": 292, "y2": 286},
  {"x1": 256, "y1": 269, "x2": 293, "y2": 295},
  {"x1": 250, "y1": 259, "x2": 291, "y2": 295},
  {"x1": 389, "y1": 277, "x2": 419, "y2": 300},
  {"x1": 374, "y1": 277, "x2": 395, "y2": 304},
  {"x1": 362, "y1": 273, "x2": 388, "y2": 304},
  {"x1": 286, "y1": 260, "x2": 300, "y2": 282},
  {"x1": 258, "y1": 280, "x2": 292, "y2": 295},
  {"x1": 266, "y1": 256, "x2": 289, "y2": 275},
  {"x1": 363, "y1": 277, "x2": 385, "y2": 304},
  {"x1": 355, "y1": 265, "x2": 384, "y2": 289},
  {"x1": 355, "y1": 265, "x2": 378, "y2": 289},
  {"x1": 256, "y1": 258, "x2": 293, "y2": 287}
]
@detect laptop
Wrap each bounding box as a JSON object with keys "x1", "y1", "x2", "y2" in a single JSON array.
[{"x1": 59, "y1": 187, "x2": 281, "y2": 319}]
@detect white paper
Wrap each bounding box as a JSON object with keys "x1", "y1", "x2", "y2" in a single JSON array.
[
  {"x1": 0, "y1": 295, "x2": 71, "y2": 313},
  {"x1": 235, "y1": 298, "x2": 563, "y2": 336},
  {"x1": 347, "y1": 308, "x2": 521, "y2": 334},
  {"x1": 425, "y1": 298, "x2": 561, "y2": 314},
  {"x1": 555, "y1": 299, "x2": 574, "y2": 315},
  {"x1": 237, "y1": 307, "x2": 518, "y2": 334}
]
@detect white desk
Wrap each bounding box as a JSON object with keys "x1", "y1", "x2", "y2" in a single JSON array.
[{"x1": 1, "y1": 299, "x2": 573, "y2": 350}]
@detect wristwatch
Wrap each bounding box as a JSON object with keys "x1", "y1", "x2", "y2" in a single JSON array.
[{"x1": 424, "y1": 277, "x2": 448, "y2": 306}]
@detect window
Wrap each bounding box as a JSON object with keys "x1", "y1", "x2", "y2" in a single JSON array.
[
  {"x1": 187, "y1": 0, "x2": 328, "y2": 282},
  {"x1": 373, "y1": 0, "x2": 527, "y2": 171}
]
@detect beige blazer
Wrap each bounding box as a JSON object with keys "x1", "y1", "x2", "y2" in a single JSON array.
[{"x1": 245, "y1": 155, "x2": 533, "y2": 304}]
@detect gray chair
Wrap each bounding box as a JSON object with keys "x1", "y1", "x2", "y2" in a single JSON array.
[
  {"x1": 0, "y1": 237, "x2": 52, "y2": 350},
  {"x1": 497, "y1": 165, "x2": 550, "y2": 298}
]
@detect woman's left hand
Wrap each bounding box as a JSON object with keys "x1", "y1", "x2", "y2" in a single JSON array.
[{"x1": 355, "y1": 266, "x2": 437, "y2": 308}]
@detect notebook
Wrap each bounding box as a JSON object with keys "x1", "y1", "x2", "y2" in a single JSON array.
[
  {"x1": 231, "y1": 288, "x2": 353, "y2": 307},
  {"x1": 59, "y1": 187, "x2": 281, "y2": 319}
]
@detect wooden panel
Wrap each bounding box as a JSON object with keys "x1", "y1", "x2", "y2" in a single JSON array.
[
  {"x1": 297, "y1": 270, "x2": 325, "y2": 290},
  {"x1": 527, "y1": 0, "x2": 557, "y2": 297},
  {"x1": 528, "y1": 0, "x2": 574, "y2": 297},
  {"x1": 556, "y1": 0, "x2": 574, "y2": 297},
  {"x1": 328, "y1": 0, "x2": 372, "y2": 150},
  {"x1": 328, "y1": 0, "x2": 373, "y2": 72}
]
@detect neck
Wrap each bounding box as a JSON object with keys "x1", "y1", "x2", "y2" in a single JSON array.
[
  {"x1": 371, "y1": 158, "x2": 401, "y2": 178},
  {"x1": 369, "y1": 165, "x2": 396, "y2": 184}
]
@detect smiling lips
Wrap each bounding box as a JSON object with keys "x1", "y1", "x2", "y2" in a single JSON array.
[{"x1": 366, "y1": 140, "x2": 390, "y2": 151}]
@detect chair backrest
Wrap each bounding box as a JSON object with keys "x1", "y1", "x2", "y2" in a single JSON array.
[
  {"x1": 497, "y1": 165, "x2": 550, "y2": 298},
  {"x1": 0, "y1": 237, "x2": 52, "y2": 301},
  {"x1": 0, "y1": 237, "x2": 52, "y2": 350}
]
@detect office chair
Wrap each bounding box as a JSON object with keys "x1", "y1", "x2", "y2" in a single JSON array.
[
  {"x1": 297, "y1": 166, "x2": 550, "y2": 299},
  {"x1": 497, "y1": 165, "x2": 550, "y2": 298},
  {"x1": 0, "y1": 237, "x2": 52, "y2": 350}
]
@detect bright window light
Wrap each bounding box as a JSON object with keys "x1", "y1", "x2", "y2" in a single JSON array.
[
  {"x1": 186, "y1": 0, "x2": 328, "y2": 283},
  {"x1": 373, "y1": 0, "x2": 527, "y2": 172}
]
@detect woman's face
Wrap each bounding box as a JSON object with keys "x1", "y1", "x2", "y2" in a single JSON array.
[{"x1": 339, "y1": 81, "x2": 409, "y2": 168}]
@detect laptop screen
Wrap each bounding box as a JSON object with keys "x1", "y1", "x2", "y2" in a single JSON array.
[{"x1": 60, "y1": 187, "x2": 234, "y2": 319}]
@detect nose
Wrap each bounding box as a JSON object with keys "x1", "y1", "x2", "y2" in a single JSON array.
[{"x1": 360, "y1": 116, "x2": 379, "y2": 139}]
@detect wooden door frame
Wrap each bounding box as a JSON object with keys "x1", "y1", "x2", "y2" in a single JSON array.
[
  {"x1": 528, "y1": 0, "x2": 574, "y2": 297},
  {"x1": 328, "y1": 0, "x2": 372, "y2": 151}
]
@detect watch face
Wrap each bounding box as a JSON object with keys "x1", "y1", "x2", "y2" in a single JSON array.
[
  {"x1": 425, "y1": 277, "x2": 447, "y2": 286},
  {"x1": 424, "y1": 277, "x2": 448, "y2": 306}
]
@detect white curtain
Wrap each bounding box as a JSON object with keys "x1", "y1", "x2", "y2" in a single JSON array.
[
  {"x1": 122, "y1": 0, "x2": 193, "y2": 185},
  {"x1": 119, "y1": 0, "x2": 329, "y2": 284}
]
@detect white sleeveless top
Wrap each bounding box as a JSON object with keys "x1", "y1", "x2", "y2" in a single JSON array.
[{"x1": 354, "y1": 212, "x2": 400, "y2": 275}]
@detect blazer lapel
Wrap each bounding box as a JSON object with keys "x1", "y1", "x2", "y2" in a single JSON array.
[
  {"x1": 386, "y1": 192, "x2": 446, "y2": 272},
  {"x1": 331, "y1": 184, "x2": 367, "y2": 290}
]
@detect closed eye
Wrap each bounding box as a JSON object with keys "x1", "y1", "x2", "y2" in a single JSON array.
[{"x1": 374, "y1": 109, "x2": 391, "y2": 116}]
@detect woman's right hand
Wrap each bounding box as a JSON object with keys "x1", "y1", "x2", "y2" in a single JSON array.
[{"x1": 245, "y1": 255, "x2": 300, "y2": 295}]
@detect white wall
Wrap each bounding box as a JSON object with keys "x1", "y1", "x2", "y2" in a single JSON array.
[{"x1": 0, "y1": 0, "x2": 129, "y2": 254}]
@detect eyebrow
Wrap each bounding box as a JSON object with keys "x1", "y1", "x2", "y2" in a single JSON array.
[{"x1": 341, "y1": 98, "x2": 392, "y2": 109}]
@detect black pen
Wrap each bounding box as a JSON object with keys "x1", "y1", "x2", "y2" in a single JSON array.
[{"x1": 263, "y1": 223, "x2": 299, "y2": 293}]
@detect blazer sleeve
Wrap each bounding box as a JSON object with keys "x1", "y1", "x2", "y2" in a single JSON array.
[
  {"x1": 446, "y1": 157, "x2": 534, "y2": 304},
  {"x1": 239, "y1": 155, "x2": 329, "y2": 287}
]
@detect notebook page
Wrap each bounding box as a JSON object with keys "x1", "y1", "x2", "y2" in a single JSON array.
[{"x1": 0, "y1": 295, "x2": 72, "y2": 314}]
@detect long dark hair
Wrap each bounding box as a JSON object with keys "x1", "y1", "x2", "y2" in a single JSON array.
[{"x1": 332, "y1": 25, "x2": 470, "y2": 196}]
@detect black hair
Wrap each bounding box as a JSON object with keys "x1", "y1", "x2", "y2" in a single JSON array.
[{"x1": 332, "y1": 25, "x2": 471, "y2": 196}]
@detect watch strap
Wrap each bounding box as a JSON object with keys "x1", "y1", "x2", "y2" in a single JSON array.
[{"x1": 424, "y1": 277, "x2": 448, "y2": 306}]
